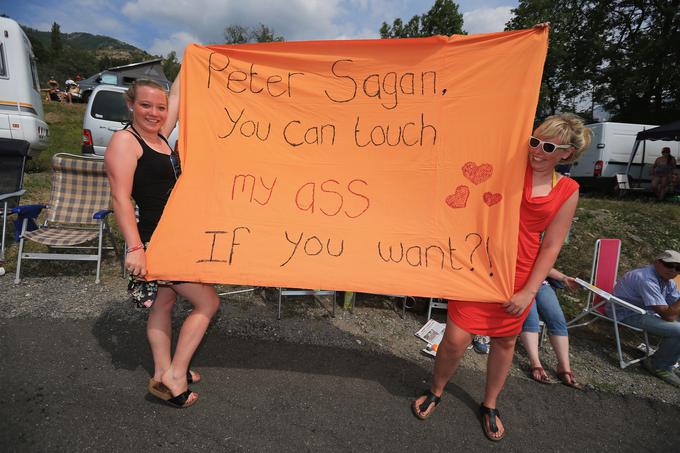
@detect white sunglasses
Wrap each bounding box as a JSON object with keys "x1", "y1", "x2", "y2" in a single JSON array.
[{"x1": 529, "y1": 136, "x2": 575, "y2": 153}]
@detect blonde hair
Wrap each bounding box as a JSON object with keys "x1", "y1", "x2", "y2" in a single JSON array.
[
  {"x1": 534, "y1": 113, "x2": 593, "y2": 163},
  {"x1": 124, "y1": 78, "x2": 168, "y2": 105}
]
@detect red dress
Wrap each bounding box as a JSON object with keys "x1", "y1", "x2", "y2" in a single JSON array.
[{"x1": 447, "y1": 165, "x2": 579, "y2": 336}]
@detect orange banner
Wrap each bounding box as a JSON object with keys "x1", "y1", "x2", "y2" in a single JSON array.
[{"x1": 146, "y1": 28, "x2": 548, "y2": 302}]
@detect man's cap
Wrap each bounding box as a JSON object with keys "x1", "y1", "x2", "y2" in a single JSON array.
[{"x1": 657, "y1": 249, "x2": 680, "y2": 264}]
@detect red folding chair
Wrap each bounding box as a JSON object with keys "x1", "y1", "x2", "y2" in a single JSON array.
[{"x1": 567, "y1": 239, "x2": 650, "y2": 368}]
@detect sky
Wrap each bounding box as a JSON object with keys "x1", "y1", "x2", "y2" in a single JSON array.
[{"x1": 5, "y1": 0, "x2": 519, "y2": 59}]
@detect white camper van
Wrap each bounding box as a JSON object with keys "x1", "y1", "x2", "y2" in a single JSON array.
[
  {"x1": 570, "y1": 122, "x2": 679, "y2": 191},
  {"x1": 0, "y1": 17, "x2": 49, "y2": 157}
]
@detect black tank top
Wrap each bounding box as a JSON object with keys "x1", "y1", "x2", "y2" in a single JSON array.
[{"x1": 127, "y1": 126, "x2": 176, "y2": 243}]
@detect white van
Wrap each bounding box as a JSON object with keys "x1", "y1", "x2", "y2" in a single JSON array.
[
  {"x1": 82, "y1": 84, "x2": 177, "y2": 156},
  {"x1": 570, "y1": 122, "x2": 679, "y2": 191},
  {"x1": 0, "y1": 17, "x2": 49, "y2": 157}
]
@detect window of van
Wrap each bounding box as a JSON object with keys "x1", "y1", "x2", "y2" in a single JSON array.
[
  {"x1": 0, "y1": 43, "x2": 7, "y2": 78},
  {"x1": 29, "y1": 56, "x2": 39, "y2": 91},
  {"x1": 91, "y1": 90, "x2": 129, "y2": 123},
  {"x1": 100, "y1": 73, "x2": 117, "y2": 85}
]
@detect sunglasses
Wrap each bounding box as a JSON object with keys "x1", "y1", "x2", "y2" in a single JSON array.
[
  {"x1": 169, "y1": 151, "x2": 181, "y2": 180},
  {"x1": 660, "y1": 260, "x2": 680, "y2": 271},
  {"x1": 529, "y1": 136, "x2": 575, "y2": 154}
]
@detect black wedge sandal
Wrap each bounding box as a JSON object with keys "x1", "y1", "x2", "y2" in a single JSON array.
[
  {"x1": 411, "y1": 389, "x2": 442, "y2": 420},
  {"x1": 479, "y1": 404, "x2": 505, "y2": 441},
  {"x1": 148, "y1": 382, "x2": 198, "y2": 408},
  {"x1": 166, "y1": 389, "x2": 197, "y2": 408}
]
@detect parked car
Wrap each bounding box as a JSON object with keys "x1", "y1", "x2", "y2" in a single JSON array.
[{"x1": 82, "y1": 84, "x2": 177, "y2": 156}]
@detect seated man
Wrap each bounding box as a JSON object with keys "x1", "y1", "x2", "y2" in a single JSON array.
[{"x1": 608, "y1": 250, "x2": 680, "y2": 387}]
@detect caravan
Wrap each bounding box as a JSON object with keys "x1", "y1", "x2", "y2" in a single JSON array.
[
  {"x1": 570, "y1": 122, "x2": 678, "y2": 191},
  {"x1": 0, "y1": 17, "x2": 49, "y2": 157}
]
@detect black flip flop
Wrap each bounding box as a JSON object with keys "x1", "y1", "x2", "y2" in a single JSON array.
[
  {"x1": 480, "y1": 404, "x2": 505, "y2": 441},
  {"x1": 412, "y1": 389, "x2": 442, "y2": 420}
]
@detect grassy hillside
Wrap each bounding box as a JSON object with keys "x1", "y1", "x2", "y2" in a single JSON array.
[
  {"x1": 17, "y1": 102, "x2": 680, "y2": 312},
  {"x1": 20, "y1": 25, "x2": 158, "y2": 87},
  {"x1": 23, "y1": 27, "x2": 151, "y2": 59}
]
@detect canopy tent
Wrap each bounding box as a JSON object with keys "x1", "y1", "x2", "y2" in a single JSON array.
[
  {"x1": 624, "y1": 119, "x2": 680, "y2": 190},
  {"x1": 635, "y1": 120, "x2": 680, "y2": 141}
]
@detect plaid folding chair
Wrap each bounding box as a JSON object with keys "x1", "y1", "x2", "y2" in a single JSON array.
[
  {"x1": 13, "y1": 153, "x2": 118, "y2": 283},
  {"x1": 567, "y1": 238, "x2": 650, "y2": 368},
  {"x1": 277, "y1": 288, "x2": 336, "y2": 320},
  {"x1": 0, "y1": 139, "x2": 29, "y2": 272}
]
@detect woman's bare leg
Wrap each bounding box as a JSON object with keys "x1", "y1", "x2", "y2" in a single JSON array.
[
  {"x1": 160, "y1": 283, "x2": 220, "y2": 399},
  {"x1": 147, "y1": 286, "x2": 176, "y2": 382},
  {"x1": 413, "y1": 316, "x2": 472, "y2": 417},
  {"x1": 519, "y1": 331, "x2": 542, "y2": 370},
  {"x1": 482, "y1": 335, "x2": 517, "y2": 439},
  {"x1": 550, "y1": 335, "x2": 571, "y2": 373}
]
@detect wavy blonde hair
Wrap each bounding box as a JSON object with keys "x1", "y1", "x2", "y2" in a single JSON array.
[{"x1": 534, "y1": 113, "x2": 593, "y2": 163}]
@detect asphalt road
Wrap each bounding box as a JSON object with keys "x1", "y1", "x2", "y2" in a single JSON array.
[{"x1": 1, "y1": 316, "x2": 678, "y2": 452}]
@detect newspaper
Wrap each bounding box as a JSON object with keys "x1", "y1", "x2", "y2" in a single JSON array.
[
  {"x1": 415, "y1": 319, "x2": 446, "y2": 345},
  {"x1": 415, "y1": 319, "x2": 446, "y2": 357}
]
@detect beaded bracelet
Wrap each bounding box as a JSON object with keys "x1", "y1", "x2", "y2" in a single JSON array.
[{"x1": 126, "y1": 243, "x2": 145, "y2": 254}]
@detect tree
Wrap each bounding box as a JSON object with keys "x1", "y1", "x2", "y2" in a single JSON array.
[
  {"x1": 507, "y1": 0, "x2": 680, "y2": 124},
  {"x1": 225, "y1": 25, "x2": 249, "y2": 44},
  {"x1": 596, "y1": 0, "x2": 680, "y2": 124},
  {"x1": 380, "y1": 0, "x2": 464, "y2": 38},
  {"x1": 251, "y1": 24, "x2": 284, "y2": 43},
  {"x1": 506, "y1": 1, "x2": 606, "y2": 119},
  {"x1": 224, "y1": 23, "x2": 285, "y2": 44},
  {"x1": 162, "y1": 51, "x2": 181, "y2": 81},
  {"x1": 23, "y1": 26, "x2": 49, "y2": 64},
  {"x1": 50, "y1": 22, "x2": 62, "y2": 57}
]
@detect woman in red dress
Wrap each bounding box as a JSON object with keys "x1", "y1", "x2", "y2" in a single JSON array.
[{"x1": 412, "y1": 113, "x2": 592, "y2": 441}]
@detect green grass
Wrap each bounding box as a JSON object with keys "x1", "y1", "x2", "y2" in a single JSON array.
[{"x1": 26, "y1": 100, "x2": 85, "y2": 172}]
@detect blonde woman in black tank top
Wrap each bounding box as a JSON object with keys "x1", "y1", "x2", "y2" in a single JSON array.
[{"x1": 105, "y1": 79, "x2": 220, "y2": 408}]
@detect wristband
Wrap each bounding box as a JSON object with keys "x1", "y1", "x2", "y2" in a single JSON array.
[{"x1": 126, "y1": 243, "x2": 145, "y2": 254}]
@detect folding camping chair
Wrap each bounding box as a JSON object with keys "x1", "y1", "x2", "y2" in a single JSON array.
[
  {"x1": 343, "y1": 292, "x2": 408, "y2": 319},
  {"x1": 427, "y1": 298, "x2": 447, "y2": 320},
  {"x1": 277, "y1": 288, "x2": 336, "y2": 320},
  {"x1": 567, "y1": 238, "x2": 650, "y2": 368},
  {"x1": 0, "y1": 139, "x2": 29, "y2": 273},
  {"x1": 13, "y1": 153, "x2": 118, "y2": 284}
]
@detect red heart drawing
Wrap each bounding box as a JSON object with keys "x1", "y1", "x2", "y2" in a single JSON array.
[
  {"x1": 445, "y1": 185, "x2": 470, "y2": 208},
  {"x1": 462, "y1": 162, "x2": 493, "y2": 185},
  {"x1": 483, "y1": 192, "x2": 502, "y2": 206}
]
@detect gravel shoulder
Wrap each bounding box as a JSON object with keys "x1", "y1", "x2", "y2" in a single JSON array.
[{"x1": 2, "y1": 262, "x2": 678, "y2": 407}]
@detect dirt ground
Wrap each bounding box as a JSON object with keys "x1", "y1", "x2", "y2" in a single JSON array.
[{"x1": 1, "y1": 256, "x2": 678, "y2": 407}]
